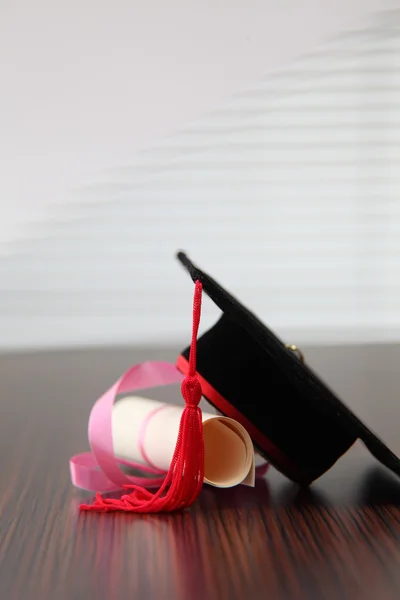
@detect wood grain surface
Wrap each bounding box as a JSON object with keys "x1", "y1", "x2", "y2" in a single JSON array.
[{"x1": 1, "y1": 345, "x2": 400, "y2": 600}]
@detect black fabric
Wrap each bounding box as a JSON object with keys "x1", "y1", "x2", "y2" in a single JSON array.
[
  {"x1": 182, "y1": 314, "x2": 357, "y2": 483},
  {"x1": 177, "y1": 251, "x2": 400, "y2": 483}
]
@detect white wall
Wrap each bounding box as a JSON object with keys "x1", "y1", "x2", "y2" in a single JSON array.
[
  {"x1": 1, "y1": 8, "x2": 400, "y2": 351},
  {"x1": 0, "y1": 0, "x2": 398, "y2": 249}
]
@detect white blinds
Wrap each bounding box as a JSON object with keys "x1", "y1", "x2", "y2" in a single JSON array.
[{"x1": 1, "y1": 12, "x2": 400, "y2": 349}]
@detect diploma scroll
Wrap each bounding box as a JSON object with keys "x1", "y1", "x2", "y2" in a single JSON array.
[{"x1": 113, "y1": 396, "x2": 255, "y2": 488}]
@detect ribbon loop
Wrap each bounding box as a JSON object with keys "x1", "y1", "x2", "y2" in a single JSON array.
[{"x1": 69, "y1": 361, "x2": 184, "y2": 493}]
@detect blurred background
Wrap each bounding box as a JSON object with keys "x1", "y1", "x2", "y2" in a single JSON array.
[{"x1": 1, "y1": 1, "x2": 400, "y2": 352}]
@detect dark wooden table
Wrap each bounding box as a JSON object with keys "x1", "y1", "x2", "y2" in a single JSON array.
[{"x1": 1, "y1": 344, "x2": 400, "y2": 600}]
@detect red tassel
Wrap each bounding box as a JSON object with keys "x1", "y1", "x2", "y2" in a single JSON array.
[{"x1": 80, "y1": 280, "x2": 205, "y2": 513}]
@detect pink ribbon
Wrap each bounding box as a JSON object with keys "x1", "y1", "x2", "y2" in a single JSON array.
[
  {"x1": 69, "y1": 360, "x2": 269, "y2": 493},
  {"x1": 70, "y1": 361, "x2": 184, "y2": 492}
]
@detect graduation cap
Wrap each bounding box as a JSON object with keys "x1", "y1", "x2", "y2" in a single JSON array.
[{"x1": 176, "y1": 251, "x2": 400, "y2": 485}]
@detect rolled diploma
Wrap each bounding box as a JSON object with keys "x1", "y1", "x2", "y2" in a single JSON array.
[{"x1": 112, "y1": 396, "x2": 255, "y2": 488}]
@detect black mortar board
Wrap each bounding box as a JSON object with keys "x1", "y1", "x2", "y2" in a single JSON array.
[{"x1": 176, "y1": 251, "x2": 400, "y2": 485}]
